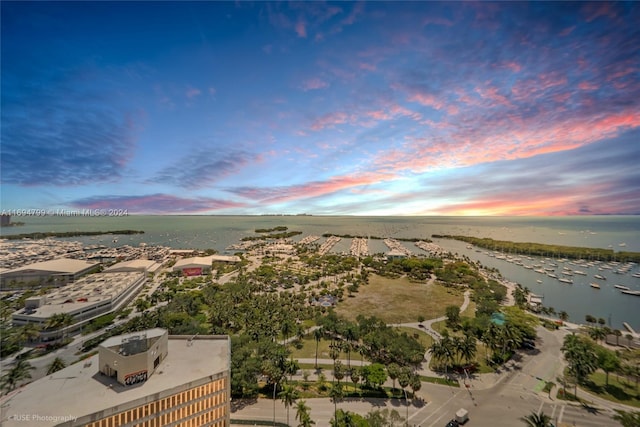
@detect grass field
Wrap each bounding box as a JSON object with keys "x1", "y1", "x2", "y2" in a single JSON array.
[
  {"x1": 289, "y1": 336, "x2": 350, "y2": 360},
  {"x1": 583, "y1": 371, "x2": 640, "y2": 408},
  {"x1": 393, "y1": 326, "x2": 435, "y2": 349},
  {"x1": 335, "y1": 274, "x2": 464, "y2": 323}
]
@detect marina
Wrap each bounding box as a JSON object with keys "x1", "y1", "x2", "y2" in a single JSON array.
[{"x1": 1, "y1": 215, "x2": 639, "y2": 330}]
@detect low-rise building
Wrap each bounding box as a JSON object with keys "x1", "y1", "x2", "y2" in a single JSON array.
[
  {"x1": 173, "y1": 255, "x2": 240, "y2": 276},
  {"x1": 11, "y1": 272, "x2": 146, "y2": 340},
  {"x1": 103, "y1": 259, "x2": 161, "y2": 274},
  {"x1": 0, "y1": 258, "x2": 100, "y2": 289},
  {"x1": 0, "y1": 329, "x2": 231, "y2": 427}
]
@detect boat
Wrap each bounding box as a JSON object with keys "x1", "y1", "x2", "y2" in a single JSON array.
[
  {"x1": 621, "y1": 290, "x2": 640, "y2": 296},
  {"x1": 574, "y1": 270, "x2": 587, "y2": 275},
  {"x1": 594, "y1": 274, "x2": 606, "y2": 280},
  {"x1": 619, "y1": 243, "x2": 627, "y2": 247},
  {"x1": 614, "y1": 285, "x2": 630, "y2": 290},
  {"x1": 558, "y1": 278, "x2": 573, "y2": 284},
  {"x1": 590, "y1": 283, "x2": 601, "y2": 289},
  {"x1": 536, "y1": 279, "x2": 542, "y2": 283},
  {"x1": 632, "y1": 273, "x2": 640, "y2": 278}
]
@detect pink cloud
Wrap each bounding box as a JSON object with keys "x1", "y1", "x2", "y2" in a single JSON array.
[
  {"x1": 475, "y1": 85, "x2": 512, "y2": 108},
  {"x1": 231, "y1": 171, "x2": 395, "y2": 204},
  {"x1": 186, "y1": 87, "x2": 201, "y2": 99},
  {"x1": 578, "y1": 81, "x2": 598, "y2": 91},
  {"x1": 310, "y1": 111, "x2": 351, "y2": 131},
  {"x1": 423, "y1": 16, "x2": 454, "y2": 27},
  {"x1": 359, "y1": 62, "x2": 376, "y2": 71},
  {"x1": 373, "y1": 109, "x2": 640, "y2": 176},
  {"x1": 71, "y1": 194, "x2": 246, "y2": 214},
  {"x1": 295, "y1": 20, "x2": 307, "y2": 38},
  {"x1": 301, "y1": 78, "x2": 329, "y2": 91},
  {"x1": 559, "y1": 25, "x2": 576, "y2": 36}
]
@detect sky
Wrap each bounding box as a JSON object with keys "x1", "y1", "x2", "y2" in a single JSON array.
[{"x1": 1, "y1": 1, "x2": 639, "y2": 216}]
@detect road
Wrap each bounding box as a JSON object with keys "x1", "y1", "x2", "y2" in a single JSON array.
[{"x1": 232, "y1": 326, "x2": 623, "y2": 426}]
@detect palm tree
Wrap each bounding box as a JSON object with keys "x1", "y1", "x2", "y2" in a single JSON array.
[
  {"x1": 559, "y1": 311, "x2": 569, "y2": 323},
  {"x1": 612, "y1": 409, "x2": 640, "y2": 427},
  {"x1": 47, "y1": 357, "x2": 67, "y2": 375},
  {"x1": 295, "y1": 400, "x2": 315, "y2": 427},
  {"x1": 329, "y1": 382, "x2": 344, "y2": 424},
  {"x1": 278, "y1": 384, "x2": 299, "y2": 427},
  {"x1": 520, "y1": 410, "x2": 552, "y2": 427},
  {"x1": 0, "y1": 359, "x2": 35, "y2": 394},
  {"x1": 350, "y1": 368, "x2": 360, "y2": 393},
  {"x1": 459, "y1": 333, "x2": 477, "y2": 365},
  {"x1": 45, "y1": 312, "x2": 75, "y2": 342},
  {"x1": 313, "y1": 328, "x2": 323, "y2": 369},
  {"x1": 16, "y1": 323, "x2": 41, "y2": 346}
]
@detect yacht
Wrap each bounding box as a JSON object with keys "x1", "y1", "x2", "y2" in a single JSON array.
[
  {"x1": 590, "y1": 283, "x2": 601, "y2": 289},
  {"x1": 574, "y1": 270, "x2": 587, "y2": 275},
  {"x1": 594, "y1": 274, "x2": 606, "y2": 280},
  {"x1": 621, "y1": 290, "x2": 640, "y2": 296},
  {"x1": 614, "y1": 285, "x2": 630, "y2": 290},
  {"x1": 558, "y1": 278, "x2": 573, "y2": 284}
]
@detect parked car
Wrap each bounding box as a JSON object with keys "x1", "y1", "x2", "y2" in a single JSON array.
[{"x1": 445, "y1": 420, "x2": 459, "y2": 427}]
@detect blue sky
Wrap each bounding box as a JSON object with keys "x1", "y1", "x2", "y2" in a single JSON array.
[{"x1": 2, "y1": 1, "x2": 639, "y2": 215}]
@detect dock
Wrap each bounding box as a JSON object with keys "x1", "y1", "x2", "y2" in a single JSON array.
[{"x1": 623, "y1": 322, "x2": 637, "y2": 336}]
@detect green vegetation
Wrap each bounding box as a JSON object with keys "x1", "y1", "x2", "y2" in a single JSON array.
[
  {"x1": 3, "y1": 230, "x2": 144, "y2": 240},
  {"x1": 335, "y1": 274, "x2": 461, "y2": 323},
  {"x1": 434, "y1": 235, "x2": 640, "y2": 262},
  {"x1": 322, "y1": 233, "x2": 430, "y2": 243},
  {"x1": 256, "y1": 226, "x2": 289, "y2": 233},
  {"x1": 241, "y1": 231, "x2": 303, "y2": 241}
]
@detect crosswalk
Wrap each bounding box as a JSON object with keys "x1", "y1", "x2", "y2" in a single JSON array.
[{"x1": 538, "y1": 401, "x2": 618, "y2": 427}]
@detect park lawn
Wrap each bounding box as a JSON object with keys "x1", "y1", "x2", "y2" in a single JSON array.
[
  {"x1": 393, "y1": 326, "x2": 434, "y2": 349},
  {"x1": 335, "y1": 274, "x2": 463, "y2": 323},
  {"x1": 289, "y1": 335, "x2": 350, "y2": 361},
  {"x1": 583, "y1": 371, "x2": 640, "y2": 408}
]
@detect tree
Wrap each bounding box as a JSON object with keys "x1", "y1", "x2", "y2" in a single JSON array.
[
  {"x1": 350, "y1": 368, "x2": 361, "y2": 393},
  {"x1": 278, "y1": 383, "x2": 299, "y2": 427},
  {"x1": 295, "y1": 400, "x2": 315, "y2": 427},
  {"x1": 313, "y1": 328, "x2": 323, "y2": 369},
  {"x1": 45, "y1": 312, "x2": 75, "y2": 341},
  {"x1": 0, "y1": 359, "x2": 35, "y2": 394},
  {"x1": 15, "y1": 323, "x2": 40, "y2": 346},
  {"x1": 329, "y1": 382, "x2": 344, "y2": 424},
  {"x1": 520, "y1": 410, "x2": 552, "y2": 427},
  {"x1": 612, "y1": 409, "x2": 640, "y2": 427},
  {"x1": 365, "y1": 408, "x2": 405, "y2": 427},
  {"x1": 46, "y1": 357, "x2": 66, "y2": 375},
  {"x1": 559, "y1": 311, "x2": 569, "y2": 323},
  {"x1": 596, "y1": 347, "x2": 620, "y2": 386},
  {"x1": 361, "y1": 363, "x2": 387, "y2": 388},
  {"x1": 387, "y1": 363, "x2": 401, "y2": 393},
  {"x1": 561, "y1": 334, "x2": 597, "y2": 397},
  {"x1": 588, "y1": 326, "x2": 606, "y2": 344},
  {"x1": 333, "y1": 360, "x2": 345, "y2": 384},
  {"x1": 445, "y1": 305, "x2": 461, "y2": 328},
  {"x1": 409, "y1": 373, "x2": 422, "y2": 398}
]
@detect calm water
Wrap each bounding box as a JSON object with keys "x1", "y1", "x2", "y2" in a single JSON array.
[{"x1": 3, "y1": 215, "x2": 639, "y2": 330}]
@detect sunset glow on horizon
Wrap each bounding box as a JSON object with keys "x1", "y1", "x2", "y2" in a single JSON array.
[{"x1": 2, "y1": 1, "x2": 639, "y2": 216}]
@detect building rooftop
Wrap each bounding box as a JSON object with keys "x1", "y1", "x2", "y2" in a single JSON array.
[
  {"x1": 100, "y1": 327, "x2": 166, "y2": 351},
  {"x1": 1, "y1": 257, "x2": 98, "y2": 275},
  {"x1": 0, "y1": 334, "x2": 230, "y2": 427},
  {"x1": 173, "y1": 255, "x2": 218, "y2": 269},
  {"x1": 12, "y1": 272, "x2": 144, "y2": 319},
  {"x1": 103, "y1": 259, "x2": 158, "y2": 272}
]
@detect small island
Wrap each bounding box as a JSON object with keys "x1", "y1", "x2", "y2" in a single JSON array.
[{"x1": 3, "y1": 230, "x2": 145, "y2": 240}]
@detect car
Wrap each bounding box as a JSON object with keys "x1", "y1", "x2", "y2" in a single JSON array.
[
  {"x1": 446, "y1": 420, "x2": 459, "y2": 427},
  {"x1": 522, "y1": 340, "x2": 536, "y2": 350}
]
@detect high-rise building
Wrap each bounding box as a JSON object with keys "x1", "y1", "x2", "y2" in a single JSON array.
[{"x1": 1, "y1": 329, "x2": 231, "y2": 426}]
